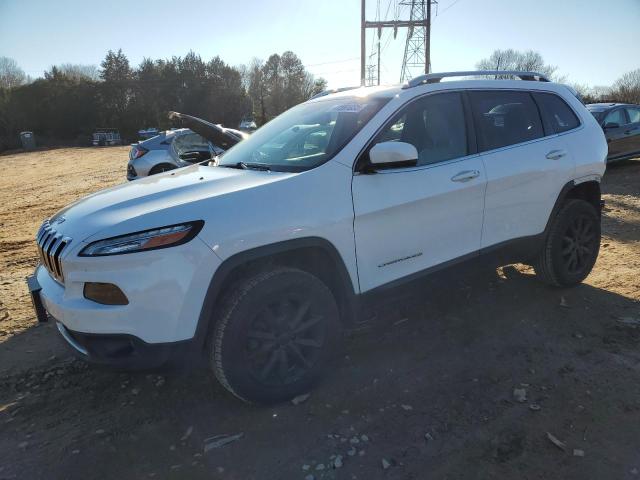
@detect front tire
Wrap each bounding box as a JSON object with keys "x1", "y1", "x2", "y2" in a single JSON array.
[
  {"x1": 209, "y1": 267, "x2": 341, "y2": 404},
  {"x1": 534, "y1": 199, "x2": 601, "y2": 287}
]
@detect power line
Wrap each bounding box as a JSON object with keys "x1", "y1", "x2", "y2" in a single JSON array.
[
  {"x1": 304, "y1": 57, "x2": 360, "y2": 68},
  {"x1": 436, "y1": 0, "x2": 463, "y2": 17}
]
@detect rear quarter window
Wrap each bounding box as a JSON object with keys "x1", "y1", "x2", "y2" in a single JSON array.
[
  {"x1": 533, "y1": 92, "x2": 580, "y2": 134},
  {"x1": 469, "y1": 90, "x2": 543, "y2": 152}
]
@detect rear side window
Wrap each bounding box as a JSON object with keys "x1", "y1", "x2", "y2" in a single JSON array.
[
  {"x1": 533, "y1": 92, "x2": 580, "y2": 134},
  {"x1": 625, "y1": 107, "x2": 640, "y2": 124},
  {"x1": 604, "y1": 109, "x2": 627, "y2": 126},
  {"x1": 469, "y1": 91, "x2": 543, "y2": 152}
]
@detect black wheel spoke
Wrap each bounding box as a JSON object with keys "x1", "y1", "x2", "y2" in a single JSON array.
[
  {"x1": 289, "y1": 300, "x2": 311, "y2": 330},
  {"x1": 277, "y1": 349, "x2": 290, "y2": 382},
  {"x1": 259, "y1": 350, "x2": 280, "y2": 380},
  {"x1": 292, "y1": 315, "x2": 323, "y2": 335},
  {"x1": 294, "y1": 338, "x2": 323, "y2": 348},
  {"x1": 244, "y1": 285, "x2": 330, "y2": 387},
  {"x1": 248, "y1": 341, "x2": 276, "y2": 360},
  {"x1": 287, "y1": 343, "x2": 311, "y2": 369},
  {"x1": 262, "y1": 307, "x2": 281, "y2": 334}
]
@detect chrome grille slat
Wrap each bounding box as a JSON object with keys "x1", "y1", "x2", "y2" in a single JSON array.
[
  {"x1": 43, "y1": 234, "x2": 58, "y2": 273},
  {"x1": 35, "y1": 220, "x2": 71, "y2": 284},
  {"x1": 48, "y1": 237, "x2": 64, "y2": 277},
  {"x1": 53, "y1": 240, "x2": 67, "y2": 278}
]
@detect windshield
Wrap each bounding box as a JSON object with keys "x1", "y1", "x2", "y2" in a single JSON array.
[{"x1": 217, "y1": 96, "x2": 390, "y2": 172}]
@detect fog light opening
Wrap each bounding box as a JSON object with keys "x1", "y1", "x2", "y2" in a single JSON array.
[{"x1": 83, "y1": 282, "x2": 129, "y2": 305}]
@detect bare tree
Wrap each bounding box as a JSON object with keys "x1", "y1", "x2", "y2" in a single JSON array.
[
  {"x1": 56, "y1": 63, "x2": 101, "y2": 81},
  {"x1": 476, "y1": 49, "x2": 558, "y2": 80},
  {"x1": 610, "y1": 69, "x2": 640, "y2": 104},
  {"x1": 0, "y1": 56, "x2": 27, "y2": 89}
]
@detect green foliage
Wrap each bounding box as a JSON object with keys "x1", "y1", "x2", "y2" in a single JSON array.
[
  {"x1": 242, "y1": 52, "x2": 328, "y2": 125},
  {"x1": 0, "y1": 49, "x2": 323, "y2": 151}
]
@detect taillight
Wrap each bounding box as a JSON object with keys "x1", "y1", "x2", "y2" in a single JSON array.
[{"x1": 133, "y1": 146, "x2": 148, "y2": 159}]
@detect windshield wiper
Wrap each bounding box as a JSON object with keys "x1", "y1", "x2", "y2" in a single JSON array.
[
  {"x1": 240, "y1": 162, "x2": 271, "y2": 171},
  {"x1": 218, "y1": 162, "x2": 271, "y2": 171}
]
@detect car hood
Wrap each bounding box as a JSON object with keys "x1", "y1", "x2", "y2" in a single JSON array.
[{"x1": 48, "y1": 164, "x2": 293, "y2": 245}]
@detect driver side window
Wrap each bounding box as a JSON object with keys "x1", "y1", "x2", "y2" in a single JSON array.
[{"x1": 373, "y1": 92, "x2": 467, "y2": 166}]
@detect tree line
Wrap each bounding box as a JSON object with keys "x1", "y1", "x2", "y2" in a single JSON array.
[
  {"x1": 1, "y1": 48, "x2": 638, "y2": 152},
  {"x1": 476, "y1": 49, "x2": 640, "y2": 105},
  {"x1": 0, "y1": 50, "x2": 327, "y2": 151}
]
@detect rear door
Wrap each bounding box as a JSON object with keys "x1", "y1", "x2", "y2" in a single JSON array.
[
  {"x1": 623, "y1": 106, "x2": 640, "y2": 155},
  {"x1": 469, "y1": 90, "x2": 576, "y2": 248},
  {"x1": 352, "y1": 91, "x2": 486, "y2": 292},
  {"x1": 602, "y1": 107, "x2": 630, "y2": 159}
]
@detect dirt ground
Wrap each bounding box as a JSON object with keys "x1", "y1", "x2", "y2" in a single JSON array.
[{"x1": 0, "y1": 147, "x2": 639, "y2": 480}]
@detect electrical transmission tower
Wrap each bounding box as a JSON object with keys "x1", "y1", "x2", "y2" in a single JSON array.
[
  {"x1": 399, "y1": 0, "x2": 434, "y2": 83},
  {"x1": 360, "y1": 0, "x2": 435, "y2": 86}
]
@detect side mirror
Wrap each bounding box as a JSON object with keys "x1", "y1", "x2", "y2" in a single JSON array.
[
  {"x1": 368, "y1": 141, "x2": 418, "y2": 170},
  {"x1": 604, "y1": 122, "x2": 620, "y2": 129}
]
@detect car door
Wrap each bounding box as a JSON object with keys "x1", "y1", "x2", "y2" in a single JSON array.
[
  {"x1": 352, "y1": 91, "x2": 487, "y2": 292},
  {"x1": 602, "y1": 107, "x2": 630, "y2": 159},
  {"x1": 469, "y1": 90, "x2": 576, "y2": 248},
  {"x1": 623, "y1": 106, "x2": 640, "y2": 155}
]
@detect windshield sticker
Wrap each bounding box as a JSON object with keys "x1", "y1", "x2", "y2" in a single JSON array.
[{"x1": 330, "y1": 103, "x2": 368, "y2": 113}]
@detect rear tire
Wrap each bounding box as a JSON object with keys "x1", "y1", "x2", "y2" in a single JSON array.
[
  {"x1": 534, "y1": 199, "x2": 600, "y2": 287},
  {"x1": 208, "y1": 267, "x2": 341, "y2": 404}
]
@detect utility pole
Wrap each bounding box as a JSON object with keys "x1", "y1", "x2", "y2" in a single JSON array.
[
  {"x1": 361, "y1": 0, "x2": 434, "y2": 86},
  {"x1": 360, "y1": 0, "x2": 366, "y2": 86},
  {"x1": 400, "y1": 0, "x2": 434, "y2": 83},
  {"x1": 377, "y1": 29, "x2": 381, "y2": 85}
]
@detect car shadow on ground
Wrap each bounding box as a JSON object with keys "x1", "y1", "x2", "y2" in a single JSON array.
[{"x1": 2, "y1": 261, "x2": 640, "y2": 480}]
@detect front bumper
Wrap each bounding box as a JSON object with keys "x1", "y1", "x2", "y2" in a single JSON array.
[
  {"x1": 32, "y1": 236, "x2": 220, "y2": 345},
  {"x1": 55, "y1": 321, "x2": 191, "y2": 368}
]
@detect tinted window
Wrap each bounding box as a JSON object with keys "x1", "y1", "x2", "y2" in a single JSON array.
[
  {"x1": 469, "y1": 91, "x2": 543, "y2": 151},
  {"x1": 374, "y1": 92, "x2": 467, "y2": 166},
  {"x1": 533, "y1": 92, "x2": 580, "y2": 134},
  {"x1": 589, "y1": 110, "x2": 604, "y2": 122},
  {"x1": 625, "y1": 107, "x2": 640, "y2": 124},
  {"x1": 604, "y1": 109, "x2": 627, "y2": 126}
]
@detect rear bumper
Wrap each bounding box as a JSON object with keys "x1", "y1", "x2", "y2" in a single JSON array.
[{"x1": 55, "y1": 320, "x2": 193, "y2": 369}]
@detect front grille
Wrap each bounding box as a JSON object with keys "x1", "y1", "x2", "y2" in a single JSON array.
[
  {"x1": 127, "y1": 163, "x2": 137, "y2": 177},
  {"x1": 36, "y1": 220, "x2": 72, "y2": 284}
]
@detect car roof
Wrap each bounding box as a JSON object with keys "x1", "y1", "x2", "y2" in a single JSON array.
[
  {"x1": 310, "y1": 78, "x2": 576, "y2": 105},
  {"x1": 586, "y1": 103, "x2": 632, "y2": 110}
]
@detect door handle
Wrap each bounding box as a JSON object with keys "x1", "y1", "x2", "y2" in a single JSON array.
[
  {"x1": 546, "y1": 149, "x2": 566, "y2": 160},
  {"x1": 451, "y1": 170, "x2": 480, "y2": 182}
]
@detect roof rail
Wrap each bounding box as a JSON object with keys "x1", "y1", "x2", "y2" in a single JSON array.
[{"x1": 403, "y1": 70, "x2": 550, "y2": 89}]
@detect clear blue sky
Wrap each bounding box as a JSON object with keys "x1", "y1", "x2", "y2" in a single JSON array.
[{"x1": 1, "y1": 0, "x2": 638, "y2": 88}]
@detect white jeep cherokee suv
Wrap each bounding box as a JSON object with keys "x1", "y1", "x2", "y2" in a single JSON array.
[{"x1": 28, "y1": 71, "x2": 607, "y2": 404}]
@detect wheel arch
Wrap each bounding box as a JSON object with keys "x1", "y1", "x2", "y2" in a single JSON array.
[
  {"x1": 193, "y1": 237, "x2": 359, "y2": 349},
  {"x1": 545, "y1": 179, "x2": 602, "y2": 234}
]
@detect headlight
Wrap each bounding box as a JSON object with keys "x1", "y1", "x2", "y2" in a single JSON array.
[{"x1": 79, "y1": 221, "x2": 203, "y2": 256}]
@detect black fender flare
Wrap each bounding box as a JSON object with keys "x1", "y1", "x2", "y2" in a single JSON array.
[
  {"x1": 543, "y1": 179, "x2": 602, "y2": 235},
  {"x1": 192, "y1": 237, "x2": 358, "y2": 348}
]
